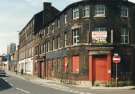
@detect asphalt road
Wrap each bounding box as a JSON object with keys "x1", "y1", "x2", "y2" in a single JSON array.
[
  {"x1": 0, "y1": 76, "x2": 75, "y2": 94},
  {"x1": 0, "y1": 75, "x2": 135, "y2": 94}
]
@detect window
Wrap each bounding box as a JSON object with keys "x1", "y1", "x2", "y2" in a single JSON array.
[
  {"x1": 46, "y1": 42, "x2": 48, "y2": 52},
  {"x1": 73, "y1": 7, "x2": 79, "y2": 19},
  {"x1": 64, "y1": 33, "x2": 68, "y2": 47},
  {"x1": 43, "y1": 29, "x2": 46, "y2": 36},
  {"x1": 95, "y1": 5, "x2": 105, "y2": 17},
  {"x1": 54, "y1": 37, "x2": 58, "y2": 49},
  {"x1": 64, "y1": 14, "x2": 67, "y2": 24},
  {"x1": 48, "y1": 41, "x2": 50, "y2": 52},
  {"x1": 82, "y1": 5, "x2": 90, "y2": 17},
  {"x1": 41, "y1": 45, "x2": 43, "y2": 54},
  {"x1": 121, "y1": 6, "x2": 128, "y2": 17},
  {"x1": 40, "y1": 45, "x2": 42, "y2": 54},
  {"x1": 52, "y1": 38, "x2": 55, "y2": 50},
  {"x1": 120, "y1": 28, "x2": 129, "y2": 44},
  {"x1": 58, "y1": 37, "x2": 61, "y2": 48},
  {"x1": 43, "y1": 44, "x2": 46, "y2": 53},
  {"x1": 57, "y1": 19, "x2": 60, "y2": 28},
  {"x1": 52, "y1": 23, "x2": 55, "y2": 33},
  {"x1": 72, "y1": 28, "x2": 80, "y2": 45},
  {"x1": 94, "y1": 27, "x2": 106, "y2": 32},
  {"x1": 47, "y1": 26, "x2": 50, "y2": 35}
]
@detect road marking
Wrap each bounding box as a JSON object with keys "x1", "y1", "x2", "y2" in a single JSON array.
[
  {"x1": 10, "y1": 83, "x2": 14, "y2": 86},
  {"x1": 16, "y1": 88, "x2": 30, "y2": 94}
]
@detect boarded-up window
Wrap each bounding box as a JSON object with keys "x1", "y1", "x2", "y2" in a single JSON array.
[
  {"x1": 72, "y1": 56, "x2": 79, "y2": 73},
  {"x1": 64, "y1": 57, "x2": 68, "y2": 72}
]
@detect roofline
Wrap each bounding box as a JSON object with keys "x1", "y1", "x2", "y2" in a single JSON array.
[
  {"x1": 45, "y1": 0, "x2": 135, "y2": 26},
  {"x1": 19, "y1": 10, "x2": 44, "y2": 35}
]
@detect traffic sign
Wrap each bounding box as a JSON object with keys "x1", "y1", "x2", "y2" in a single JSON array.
[
  {"x1": 113, "y1": 54, "x2": 121, "y2": 64},
  {"x1": 113, "y1": 53, "x2": 121, "y2": 87}
]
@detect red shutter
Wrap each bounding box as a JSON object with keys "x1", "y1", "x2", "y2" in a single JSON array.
[
  {"x1": 64, "y1": 57, "x2": 68, "y2": 72},
  {"x1": 72, "y1": 56, "x2": 79, "y2": 73}
]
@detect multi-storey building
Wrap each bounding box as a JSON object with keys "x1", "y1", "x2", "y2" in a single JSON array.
[
  {"x1": 18, "y1": 17, "x2": 35, "y2": 75},
  {"x1": 18, "y1": 2, "x2": 59, "y2": 75},
  {"x1": 7, "y1": 43, "x2": 16, "y2": 55},
  {"x1": 34, "y1": 0, "x2": 135, "y2": 85}
]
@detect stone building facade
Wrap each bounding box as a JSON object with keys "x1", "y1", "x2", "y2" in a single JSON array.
[
  {"x1": 34, "y1": 0, "x2": 135, "y2": 85},
  {"x1": 18, "y1": 0, "x2": 135, "y2": 85},
  {"x1": 18, "y1": 3, "x2": 59, "y2": 75}
]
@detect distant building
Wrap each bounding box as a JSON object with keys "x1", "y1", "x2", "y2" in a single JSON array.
[
  {"x1": 7, "y1": 43, "x2": 16, "y2": 55},
  {"x1": 6, "y1": 43, "x2": 17, "y2": 71}
]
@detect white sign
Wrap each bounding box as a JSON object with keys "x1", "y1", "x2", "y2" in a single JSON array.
[{"x1": 92, "y1": 31, "x2": 107, "y2": 43}]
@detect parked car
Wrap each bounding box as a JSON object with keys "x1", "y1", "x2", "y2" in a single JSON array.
[{"x1": 0, "y1": 70, "x2": 6, "y2": 77}]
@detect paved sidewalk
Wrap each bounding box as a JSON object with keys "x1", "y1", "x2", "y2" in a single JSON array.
[{"x1": 6, "y1": 71, "x2": 135, "y2": 94}]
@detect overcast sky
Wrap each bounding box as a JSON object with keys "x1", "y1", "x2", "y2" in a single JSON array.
[{"x1": 0, "y1": 0, "x2": 135, "y2": 54}]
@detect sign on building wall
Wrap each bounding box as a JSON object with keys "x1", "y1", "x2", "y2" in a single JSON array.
[{"x1": 92, "y1": 31, "x2": 107, "y2": 43}]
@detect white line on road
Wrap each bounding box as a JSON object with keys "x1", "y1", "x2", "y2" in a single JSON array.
[
  {"x1": 16, "y1": 88, "x2": 30, "y2": 94},
  {"x1": 9, "y1": 83, "x2": 14, "y2": 86}
]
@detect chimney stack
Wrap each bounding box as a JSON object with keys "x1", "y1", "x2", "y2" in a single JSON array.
[{"x1": 43, "y1": 2, "x2": 52, "y2": 10}]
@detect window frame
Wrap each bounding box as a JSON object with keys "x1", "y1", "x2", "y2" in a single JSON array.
[
  {"x1": 64, "y1": 14, "x2": 68, "y2": 24},
  {"x1": 94, "y1": 5, "x2": 106, "y2": 17},
  {"x1": 72, "y1": 28, "x2": 80, "y2": 45},
  {"x1": 73, "y1": 7, "x2": 79, "y2": 19},
  {"x1": 121, "y1": 6, "x2": 128, "y2": 17},
  {"x1": 57, "y1": 19, "x2": 60, "y2": 28},
  {"x1": 64, "y1": 33, "x2": 68, "y2": 47},
  {"x1": 58, "y1": 36, "x2": 61, "y2": 49},
  {"x1": 52, "y1": 38, "x2": 55, "y2": 51},
  {"x1": 82, "y1": 5, "x2": 90, "y2": 17},
  {"x1": 120, "y1": 28, "x2": 129, "y2": 44}
]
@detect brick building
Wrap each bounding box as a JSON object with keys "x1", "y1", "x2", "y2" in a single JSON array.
[
  {"x1": 18, "y1": 0, "x2": 135, "y2": 86},
  {"x1": 18, "y1": 2, "x2": 59, "y2": 75},
  {"x1": 33, "y1": 0, "x2": 135, "y2": 85}
]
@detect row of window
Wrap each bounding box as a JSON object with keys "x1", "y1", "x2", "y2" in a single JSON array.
[
  {"x1": 38, "y1": 5, "x2": 128, "y2": 37},
  {"x1": 35, "y1": 27, "x2": 129, "y2": 55},
  {"x1": 73, "y1": 5, "x2": 128, "y2": 19},
  {"x1": 40, "y1": 56, "x2": 80, "y2": 74},
  {"x1": 19, "y1": 48, "x2": 34, "y2": 60}
]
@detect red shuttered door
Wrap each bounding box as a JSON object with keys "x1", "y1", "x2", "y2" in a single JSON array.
[
  {"x1": 93, "y1": 55, "x2": 108, "y2": 82},
  {"x1": 72, "y1": 56, "x2": 79, "y2": 73}
]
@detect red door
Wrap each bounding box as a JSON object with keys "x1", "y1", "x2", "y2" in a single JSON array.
[{"x1": 93, "y1": 55, "x2": 108, "y2": 82}]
